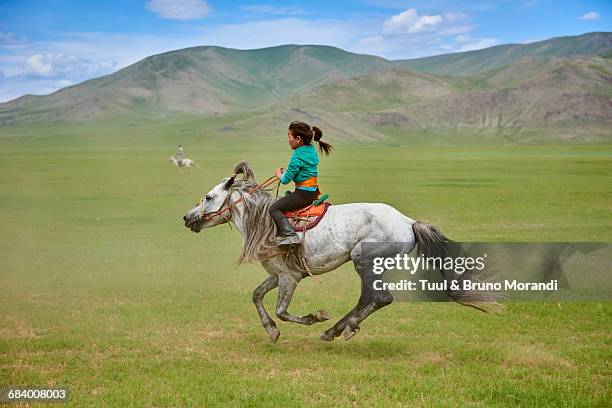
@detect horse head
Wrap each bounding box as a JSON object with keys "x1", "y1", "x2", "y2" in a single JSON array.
[{"x1": 183, "y1": 160, "x2": 256, "y2": 232}]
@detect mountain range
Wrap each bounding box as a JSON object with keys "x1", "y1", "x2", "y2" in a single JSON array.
[{"x1": 1, "y1": 31, "x2": 611, "y2": 141}]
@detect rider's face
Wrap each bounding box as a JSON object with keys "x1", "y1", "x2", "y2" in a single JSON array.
[{"x1": 287, "y1": 130, "x2": 302, "y2": 150}]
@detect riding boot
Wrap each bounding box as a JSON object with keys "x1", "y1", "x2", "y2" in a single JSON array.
[{"x1": 272, "y1": 215, "x2": 302, "y2": 250}]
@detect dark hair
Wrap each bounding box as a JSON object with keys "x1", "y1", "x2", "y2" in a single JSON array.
[{"x1": 288, "y1": 121, "x2": 333, "y2": 156}]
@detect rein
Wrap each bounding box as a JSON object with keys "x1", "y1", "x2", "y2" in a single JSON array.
[{"x1": 199, "y1": 175, "x2": 279, "y2": 221}]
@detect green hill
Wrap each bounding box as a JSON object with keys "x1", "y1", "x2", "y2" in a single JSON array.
[
  {"x1": 289, "y1": 67, "x2": 469, "y2": 112},
  {"x1": 0, "y1": 45, "x2": 393, "y2": 125}
]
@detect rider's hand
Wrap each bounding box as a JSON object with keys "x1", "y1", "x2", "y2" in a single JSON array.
[{"x1": 275, "y1": 167, "x2": 284, "y2": 179}]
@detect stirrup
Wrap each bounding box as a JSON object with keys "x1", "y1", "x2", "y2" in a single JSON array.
[{"x1": 278, "y1": 234, "x2": 302, "y2": 250}]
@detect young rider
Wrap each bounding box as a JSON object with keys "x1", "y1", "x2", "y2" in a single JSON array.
[
  {"x1": 270, "y1": 121, "x2": 333, "y2": 249},
  {"x1": 176, "y1": 144, "x2": 184, "y2": 166}
]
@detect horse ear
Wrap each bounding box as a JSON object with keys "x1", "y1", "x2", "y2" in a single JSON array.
[
  {"x1": 224, "y1": 176, "x2": 235, "y2": 189},
  {"x1": 232, "y1": 160, "x2": 255, "y2": 181}
]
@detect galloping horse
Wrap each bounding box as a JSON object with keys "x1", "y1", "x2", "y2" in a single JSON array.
[
  {"x1": 183, "y1": 161, "x2": 497, "y2": 343},
  {"x1": 168, "y1": 155, "x2": 196, "y2": 169}
]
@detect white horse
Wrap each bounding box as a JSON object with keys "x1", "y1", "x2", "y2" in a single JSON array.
[
  {"x1": 183, "y1": 161, "x2": 498, "y2": 343},
  {"x1": 168, "y1": 155, "x2": 196, "y2": 169}
]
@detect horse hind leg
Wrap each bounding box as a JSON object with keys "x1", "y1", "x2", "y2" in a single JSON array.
[
  {"x1": 275, "y1": 274, "x2": 331, "y2": 327},
  {"x1": 320, "y1": 291, "x2": 392, "y2": 342},
  {"x1": 320, "y1": 247, "x2": 393, "y2": 342},
  {"x1": 341, "y1": 291, "x2": 392, "y2": 341}
]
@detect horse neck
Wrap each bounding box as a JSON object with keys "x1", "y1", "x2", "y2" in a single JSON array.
[
  {"x1": 228, "y1": 189, "x2": 270, "y2": 240},
  {"x1": 228, "y1": 191, "x2": 248, "y2": 237}
]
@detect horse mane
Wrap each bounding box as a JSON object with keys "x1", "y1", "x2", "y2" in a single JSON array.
[
  {"x1": 227, "y1": 161, "x2": 307, "y2": 272},
  {"x1": 232, "y1": 160, "x2": 255, "y2": 181}
]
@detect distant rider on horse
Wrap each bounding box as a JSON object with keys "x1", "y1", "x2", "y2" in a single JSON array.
[
  {"x1": 176, "y1": 144, "x2": 185, "y2": 166},
  {"x1": 271, "y1": 121, "x2": 333, "y2": 250}
]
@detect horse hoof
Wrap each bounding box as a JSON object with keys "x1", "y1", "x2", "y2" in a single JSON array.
[
  {"x1": 267, "y1": 327, "x2": 280, "y2": 343},
  {"x1": 343, "y1": 325, "x2": 359, "y2": 341},
  {"x1": 315, "y1": 310, "x2": 331, "y2": 322},
  {"x1": 320, "y1": 332, "x2": 334, "y2": 342}
]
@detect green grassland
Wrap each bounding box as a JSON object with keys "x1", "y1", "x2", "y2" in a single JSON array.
[{"x1": 1, "y1": 121, "x2": 611, "y2": 407}]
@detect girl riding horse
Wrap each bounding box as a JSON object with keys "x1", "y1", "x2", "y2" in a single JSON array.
[{"x1": 270, "y1": 121, "x2": 333, "y2": 250}]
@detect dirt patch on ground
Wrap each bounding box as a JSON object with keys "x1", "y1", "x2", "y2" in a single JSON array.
[
  {"x1": 413, "y1": 351, "x2": 448, "y2": 366},
  {"x1": 0, "y1": 314, "x2": 38, "y2": 339},
  {"x1": 503, "y1": 344, "x2": 573, "y2": 368}
]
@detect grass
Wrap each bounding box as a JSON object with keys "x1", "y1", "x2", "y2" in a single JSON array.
[{"x1": 0, "y1": 121, "x2": 611, "y2": 407}]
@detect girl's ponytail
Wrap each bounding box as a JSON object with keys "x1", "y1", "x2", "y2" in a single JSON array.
[{"x1": 311, "y1": 126, "x2": 332, "y2": 156}]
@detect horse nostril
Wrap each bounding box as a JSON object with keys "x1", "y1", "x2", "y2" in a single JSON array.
[{"x1": 183, "y1": 215, "x2": 187, "y2": 221}]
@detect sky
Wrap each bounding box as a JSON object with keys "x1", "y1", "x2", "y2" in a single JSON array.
[{"x1": 0, "y1": 0, "x2": 610, "y2": 102}]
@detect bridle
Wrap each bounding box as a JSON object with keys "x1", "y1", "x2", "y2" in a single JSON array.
[{"x1": 198, "y1": 175, "x2": 279, "y2": 222}]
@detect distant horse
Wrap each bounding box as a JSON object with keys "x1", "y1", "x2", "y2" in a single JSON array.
[
  {"x1": 183, "y1": 161, "x2": 498, "y2": 343},
  {"x1": 168, "y1": 156, "x2": 196, "y2": 169}
]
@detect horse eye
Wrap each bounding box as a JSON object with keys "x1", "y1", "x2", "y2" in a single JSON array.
[{"x1": 205, "y1": 195, "x2": 211, "y2": 201}]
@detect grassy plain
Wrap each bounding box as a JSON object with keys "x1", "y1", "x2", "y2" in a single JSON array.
[{"x1": 1, "y1": 120, "x2": 610, "y2": 406}]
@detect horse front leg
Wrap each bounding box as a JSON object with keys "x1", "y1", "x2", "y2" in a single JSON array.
[
  {"x1": 275, "y1": 274, "x2": 331, "y2": 326},
  {"x1": 252, "y1": 275, "x2": 280, "y2": 343}
]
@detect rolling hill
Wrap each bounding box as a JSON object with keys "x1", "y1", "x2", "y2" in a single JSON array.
[
  {"x1": 289, "y1": 67, "x2": 468, "y2": 112},
  {"x1": 388, "y1": 55, "x2": 612, "y2": 135}
]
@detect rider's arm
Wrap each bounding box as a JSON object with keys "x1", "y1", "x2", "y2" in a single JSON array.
[{"x1": 280, "y1": 152, "x2": 302, "y2": 184}]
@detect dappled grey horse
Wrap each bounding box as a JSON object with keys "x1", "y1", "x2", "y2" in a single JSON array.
[{"x1": 183, "y1": 161, "x2": 497, "y2": 343}]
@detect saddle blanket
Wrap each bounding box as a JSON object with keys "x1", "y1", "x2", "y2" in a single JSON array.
[{"x1": 283, "y1": 202, "x2": 331, "y2": 232}]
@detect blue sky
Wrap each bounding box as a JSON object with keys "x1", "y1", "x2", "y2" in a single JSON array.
[{"x1": 0, "y1": 0, "x2": 610, "y2": 102}]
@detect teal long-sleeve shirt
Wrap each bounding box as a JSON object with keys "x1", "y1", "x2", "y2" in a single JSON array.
[{"x1": 280, "y1": 144, "x2": 319, "y2": 191}]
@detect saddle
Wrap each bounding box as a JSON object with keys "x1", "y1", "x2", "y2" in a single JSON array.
[{"x1": 282, "y1": 194, "x2": 331, "y2": 232}]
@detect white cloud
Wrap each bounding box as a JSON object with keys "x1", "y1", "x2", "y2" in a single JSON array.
[
  {"x1": 24, "y1": 54, "x2": 53, "y2": 76},
  {"x1": 239, "y1": 5, "x2": 305, "y2": 16},
  {"x1": 383, "y1": 8, "x2": 443, "y2": 33},
  {"x1": 579, "y1": 12, "x2": 600, "y2": 21},
  {"x1": 352, "y1": 8, "x2": 495, "y2": 59},
  {"x1": 146, "y1": 0, "x2": 211, "y2": 20},
  {"x1": 23, "y1": 53, "x2": 116, "y2": 79},
  {"x1": 382, "y1": 9, "x2": 473, "y2": 36}
]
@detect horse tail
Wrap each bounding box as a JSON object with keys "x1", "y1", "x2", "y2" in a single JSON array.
[{"x1": 411, "y1": 221, "x2": 503, "y2": 314}]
